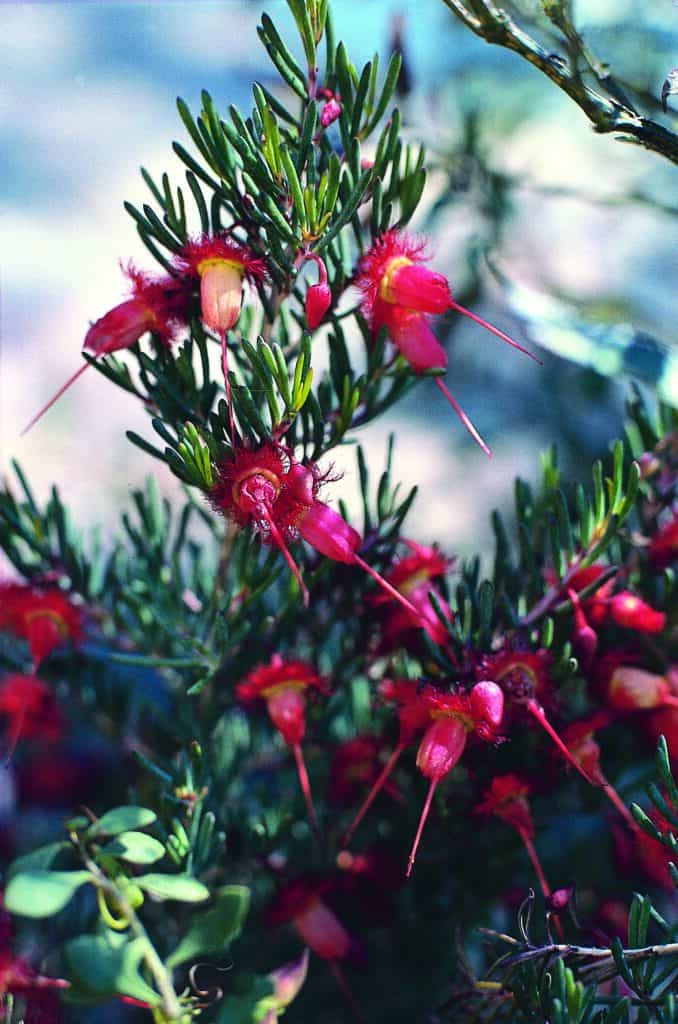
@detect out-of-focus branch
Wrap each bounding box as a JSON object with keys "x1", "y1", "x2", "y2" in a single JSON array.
[{"x1": 442, "y1": 0, "x2": 678, "y2": 165}]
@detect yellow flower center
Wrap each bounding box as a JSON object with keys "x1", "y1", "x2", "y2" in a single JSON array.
[
  {"x1": 196, "y1": 256, "x2": 245, "y2": 277},
  {"x1": 378, "y1": 256, "x2": 413, "y2": 304},
  {"x1": 261, "y1": 679, "x2": 308, "y2": 698}
]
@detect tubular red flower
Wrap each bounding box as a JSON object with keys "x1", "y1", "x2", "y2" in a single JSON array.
[
  {"x1": 480, "y1": 646, "x2": 594, "y2": 782},
  {"x1": 0, "y1": 583, "x2": 83, "y2": 669},
  {"x1": 406, "y1": 681, "x2": 503, "y2": 876},
  {"x1": 175, "y1": 235, "x2": 266, "y2": 333},
  {"x1": 236, "y1": 655, "x2": 326, "y2": 836},
  {"x1": 374, "y1": 541, "x2": 454, "y2": 652},
  {"x1": 22, "y1": 265, "x2": 192, "y2": 435},
  {"x1": 607, "y1": 592, "x2": 666, "y2": 634},
  {"x1": 320, "y1": 96, "x2": 342, "y2": 128},
  {"x1": 0, "y1": 674, "x2": 63, "y2": 752},
  {"x1": 477, "y1": 774, "x2": 534, "y2": 839},
  {"x1": 356, "y1": 230, "x2": 536, "y2": 455},
  {"x1": 561, "y1": 714, "x2": 637, "y2": 830},
  {"x1": 266, "y1": 880, "x2": 351, "y2": 961}
]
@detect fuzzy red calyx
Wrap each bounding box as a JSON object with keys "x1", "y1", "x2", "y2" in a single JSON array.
[
  {"x1": 21, "y1": 263, "x2": 192, "y2": 435},
  {"x1": 236, "y1": 655, "x2": 326, "y2": 707},
  {"x1": 0, "y1": 583, "x2": 83, "y2": 668},
  {"x1": 476, "y1": 774, "x2": 534, "y2": 839},
  {"x1": 649, "y1": 513, "x2": 678, "y2": 570},
  {"x1": 479, "y1": 647, "x2": 553, "y2": 703},
  {"x1": 174, "y1": 235, "x2": 267, "y2": 284}
]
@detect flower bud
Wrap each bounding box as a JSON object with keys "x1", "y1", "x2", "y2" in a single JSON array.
[
  {"x1": 320, "y1": 96, "x2": 341, "y2": 128},
  {"x1": 469, "y1": 680, "x2": 504, "y2": 739},
  {"x1": 305, "y1": 280, "x2": 332, "y2": 330},
  {"x1": 416, "y1": 718, "x2": 467, "y2": 782}
]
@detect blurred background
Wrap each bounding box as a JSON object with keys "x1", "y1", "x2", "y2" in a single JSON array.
[{"x1": 2, "y1": 0, "x2": 676, "y2": 560}]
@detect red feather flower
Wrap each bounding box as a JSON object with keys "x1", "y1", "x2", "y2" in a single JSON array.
[
  {"x1": 356, "y1": 230, "x2": 536, "y2": 456},
  {"x1": 0, "y1": 583, "x2": 83, "y2": 669},
  {"x1": 237, "y1": 654, "x2": 327, "y2": 836},
  {"x1": 22, "y1": 264, "x2": 192, "y2": 434}
]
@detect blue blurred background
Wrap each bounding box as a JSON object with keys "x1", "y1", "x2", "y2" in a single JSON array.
[{"x1": 2, "y1": 0, "x2": 676, "y2": 560}]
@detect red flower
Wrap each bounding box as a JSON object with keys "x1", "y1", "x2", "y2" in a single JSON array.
[
  {"x1": 210, "y1": 443, "x2": 422, "y2": 618},
  {"x1": 477, "y1": 774, "x2": 534, "y2": 839},
  {"x1": 406, "y1": 681, "x2": 503, "y2": 876},
  {"x1": 236, "y1": 654, "x2": 327, "y2": 746},
  {"x1": 304, "y1": 254, "x2": 332, "y2": 329},
  {"x1": 341, "y1": 680, "x2": 431, "y2": 847},
  {"x1": 480, "y1": 646, "x2": 592, "y2": 783},
  {"x1": 0, "y1": 583, "x2": 83, "y2": 669},
  {"x1": 0, "y1": 675, "x2": 63, "y2": 754},
  {"x1": 22, "y1": 264, "x2": 192, "y2": 434},
  {"x1": 237, "y1": 655, "x2": 327, "y2": 836},
  {"x1": 175, "y1": 234, "x2": 266, "y2": 333},
  {"x1": 607, "y1": 592, "x2": 666, "y2": 634},
  {"x1": 596, "y1": 655, "x2": 677, "y2": 712},
  {"x1": 375, "y1": 540, "x2": 454, "y2": 651},
  {"x1": 649, "y1": 513, "x2": 678, "y2": 570},
  {"x1": 561, "y1": 714, "x2": 637, "y2": 830},
  {"x1": 329, "y1": 736, "x2": 391, "y2": 806},
  {"x1": 356, "y1": 230, "x2": 535, "y2": 456},
  {"x1": 565, "y1": 566, "x2": 666, "y2": 635},
  {"x1": 476, "y1": 774, "x2": 554, "y2": 902},
  {"x1": 266, "y1": 879, "x2": 351, "y2": 961},
  {"x1": 320, "y1": 96, "x2": 342, "y2": 128}
]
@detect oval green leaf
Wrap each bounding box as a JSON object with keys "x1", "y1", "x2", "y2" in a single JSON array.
[
  {"x1": 101, "y1": 831, "x2": 165, "y2": 865},
  {"x1": 135, "y1": 873, "x2": 209, "y2": 903},
  {"x1": 5, "y1": 870, "x2": 90, "y2": 918},
  {"x1": 89, "y1": 806, "x2": 157, "y2": 837},
  {"x1": 167, "y1": 885, "x2": 250, "y2": 967}
]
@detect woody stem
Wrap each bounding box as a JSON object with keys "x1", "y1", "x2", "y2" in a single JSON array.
[
  {"x1": 342, "y1": 742, "x2": 405, "y2": 847},
  {"x1": 293, "y1": 743, "x2": 321, "y2": 841}
]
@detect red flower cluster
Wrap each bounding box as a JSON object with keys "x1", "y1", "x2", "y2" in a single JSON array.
[{"x1": 356, "y1": 230, "x2": 536, "y2": 456}]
